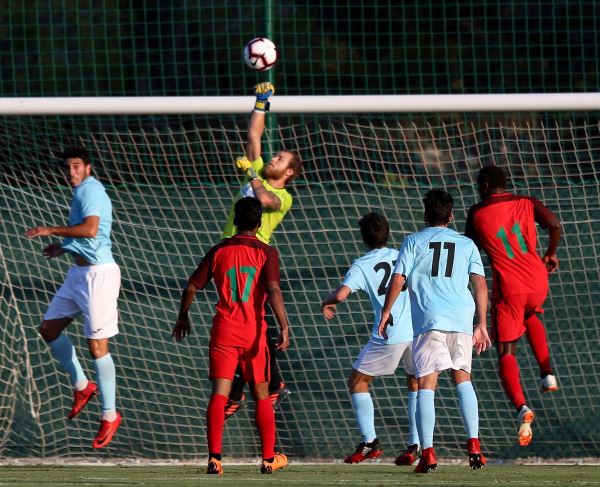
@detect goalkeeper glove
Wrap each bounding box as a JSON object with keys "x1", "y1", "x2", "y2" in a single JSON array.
[
  {"x1": 235, "y1": 156, "x2": 259, "y2": 179},
  {"x1": 254, "y1": 82, "x2": 275, "y2": 112}
]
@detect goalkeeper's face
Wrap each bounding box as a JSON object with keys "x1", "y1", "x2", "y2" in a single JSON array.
[
  {"x1": 63, "y1": 158, "x2": 92, "y2": 188},
  {"x1": 264, "y1": 152, "x2": 294, "y2": 183}
]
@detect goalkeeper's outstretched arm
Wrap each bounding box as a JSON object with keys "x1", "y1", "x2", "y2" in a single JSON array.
[{"x1": 247, "y1": 82, "x2": 274, "y2": 160}]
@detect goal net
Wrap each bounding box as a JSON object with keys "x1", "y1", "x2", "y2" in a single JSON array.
[{"x1": 0, "y1": 109, "x2": 598, "y2": 461}]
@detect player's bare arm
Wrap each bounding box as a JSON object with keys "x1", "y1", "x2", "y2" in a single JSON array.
[
  {"x1": 249, "y1": 179, "x2": 282, "y2": 210},
  {"x1": 321, "y1": 285, "x2": 352, "y2": 320},
  {"x1": 266, "y1": 281, "x2": 290, "y2": 351},
  {"x1": 26, "y1": 215, "x2": 100, "y2": 239},
  {"x1": 247, "y1": 109, "x2": 265, "y2": 161},
  {"x1": 542, "y1": 220, "x2": 561, "y2": 273},
  {"x1": 469, "y1": 272, "x2": 491, "y2": 355},
  {"x1": 377, "y1": 273, "x2": 406, "y2": 339},
  {"x1": 172, "y1": 279, "x2": 199, "y2": 342}
]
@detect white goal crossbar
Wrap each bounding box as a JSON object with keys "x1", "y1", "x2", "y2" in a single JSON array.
[{"x1": 0, "y1": 93, "x2": 599, "y2": 115}]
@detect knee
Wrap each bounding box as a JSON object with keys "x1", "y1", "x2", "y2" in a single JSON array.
[{"x1": 38, "y1": 322, "x2": 59, "y2": 343}]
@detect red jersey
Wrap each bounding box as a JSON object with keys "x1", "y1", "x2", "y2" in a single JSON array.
[
  {"x1": 465, "y1": 193, "x2": 559, "y2": 297},
  {"x1": 189, "y1": 235, "x2": 280, "y2": 347}
]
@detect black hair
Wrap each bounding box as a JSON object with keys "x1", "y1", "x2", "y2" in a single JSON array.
[
  {"x1": 358, "y1": 213, "x2": 389, "y2": 249},
  {"x1": 233, "y1": 197, "x2": 263, "y2": 231},
  {"x1": 477, "y1": 165, "x2": 507, "y2": 191},
  {"x1": 423, "y1": 189, "x2": 453, "y2": 225}
]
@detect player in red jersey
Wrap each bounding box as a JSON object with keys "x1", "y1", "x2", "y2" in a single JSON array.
[
  {"x1": 172, "y1": 197, "x2": 290, "y2": 475},
  {"x1": 465, "y1": 166, "x2": 561, "y2": 447}
]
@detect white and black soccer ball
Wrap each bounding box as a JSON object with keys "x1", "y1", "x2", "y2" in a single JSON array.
[{"x1": 243, "y1": 37, "x2": 278, "y2": 71}]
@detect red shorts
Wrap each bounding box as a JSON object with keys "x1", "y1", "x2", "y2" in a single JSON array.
[
  {"x1": 491, "y1": 290, "x2": 547, "y2": 342},
  {"x1": 209, "y1": 342, "x2": 270, "y2": 384}
]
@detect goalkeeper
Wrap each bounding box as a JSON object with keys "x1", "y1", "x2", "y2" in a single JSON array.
[{"x1": 222, "y1": 82, "x2": 302, "y2": 418}]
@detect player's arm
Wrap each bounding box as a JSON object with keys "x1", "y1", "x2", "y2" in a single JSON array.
[
  {"x1": 234, "y1": 156, "x2": 283, "y2": 210},
  {"x1": 469, "y1": 272, "x2": 491, "y2": 355},
  {"x1": 172, "y1": 258, "x2": 212, "y2": 342},
  {"x1": 266, "y1": 281, "x2": 290, "y2": 351},
  {"x1": 321, "y1": 285, "x2": 352, "y2": 320},
  {"x1": 533, "y1": 198, "x2": 561, "y2": 273},
  {"x1": 26, "y1": 215, "x2": 100, "y2": 239},
  {"x1": 377, "y1": 273, "x2": 406, "y2": 339}
]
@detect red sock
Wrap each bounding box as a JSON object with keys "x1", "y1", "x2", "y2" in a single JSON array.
[
  {"x1": 498, "y1": 354, "x2": 526, "y2": 410},
  {"x1": 255, "y1": 398, "x2": 275, "y2": 459},
  {"x1": 206, "y1": 393, "x2": 228, "y2": 455},
  {"x1": 524, "y1": 315, "x2": 552, "y2": 376}
]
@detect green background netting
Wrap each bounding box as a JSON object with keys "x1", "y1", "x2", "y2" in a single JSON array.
[{"x1": 0, "y1": 1, "x2": 599, "y2": 461}]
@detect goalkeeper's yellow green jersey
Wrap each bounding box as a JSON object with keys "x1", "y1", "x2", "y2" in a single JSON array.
[{"x1": 222, "y1": 156, "x2": 292, "y2": 244}]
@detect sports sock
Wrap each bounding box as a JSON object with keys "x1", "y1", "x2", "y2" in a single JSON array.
[
  {"x1": 94, "y1": 354, "x2": 117, "y2": 421},
  {"x1": 206, "y1": 393, "x2": 228, "y2": 455},
  {"x1": 407, "y1": 391, "x2": 419, "y2": 446},
  {"x1": 524, "y1": 315, "x2": 553, "y2": 377},
  {"x1": 351, "y1": 392, "x2": 376, "y2": 443},
  {"x1": 416, "y1": 389, "x2": 435, "y2": 449},
  {"x1": 255, "y1": 398, "x2": 276, "y2": 459},
  {"x1": 498, "y1": 353, "x2": 527, "y2": 410},
  {"x1": 456, "y1": 381, "x2": 479, "y2": 439},
  {"x1": 48, "y1": 334, "x2": 87, "y2": 389}
]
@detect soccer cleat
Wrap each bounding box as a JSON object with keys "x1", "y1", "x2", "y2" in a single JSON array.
[
  {"x1": 466, "y1": 438, "x2": 487, "y2": 469},
  {"x1": 413, "y1": 447, "x2": 437, "y2": 474},
  {"x1": 92, "y1": 412, "x2": 122, "y2": 449},
  {"x1": 395, "y1": 444, "x2": 419, "y2": 466},
  {"x1": 206, "y1": 457, "x2": 223, "y2": 475},
  {"x1": 261, "y1": 452, "x2": 288, "y2": 474},
  {"x1": 517, "y1": 405, "x2": 535, "y2": 447},
  {"x1": 269, "y1": 382, "x2": 291, "y2": 411},
  {"x1": 540, "y1": 374, "x2": 558, "y2": 393},
  {"x1": 224, "y1": 394, "x2": 245, "y2": 420},
  {"x1": 344, "y1": 439, "x2": 383, "y2": 463},
  {"x1": 67, "y1": 381, "x2": 98, "y2": 420}
]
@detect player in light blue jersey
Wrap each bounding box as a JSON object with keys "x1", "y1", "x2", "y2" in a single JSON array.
[
  {"x1": 26, "y1": 147, "x2": 122, "y2": 449},
  {"x1": 321, "y1": 213, "x2": 419, "y2": 466},
  {"x1": 378, "y1": 189, "x2": 491, "y2": 474}
]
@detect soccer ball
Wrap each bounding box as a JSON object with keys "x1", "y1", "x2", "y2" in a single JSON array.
[{"x1": 243, "y1": 37, "x2": 278, "y2": 71}]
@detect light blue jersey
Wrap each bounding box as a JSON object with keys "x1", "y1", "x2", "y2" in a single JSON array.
[
  {"x1": 62, "y1": 176, "x2": 114, "y2": 265},
  {"x1": 393, "y1": 226, "x2": 484, "y2": 336},
  {"x1": 342, "y1": 247, "x2": 413, "y2": 344}
]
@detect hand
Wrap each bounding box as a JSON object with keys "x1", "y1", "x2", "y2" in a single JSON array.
[
  {"x1": 472, "y1": 324, "x2": 491, "y2": 355},
  {"x1": 254, "y1": 82, "x2": 275, "y2": 112},
  {"x1": 377, "y1": 312, "x2": 393, "y2": 339},
  {"x1": 321, "y1": 303, "x2": 336, "y2": 320},
  {"x1": 275, "y1": 327, "x2": 289, "y2": 351},
  {"x1": 235, "y1": 156, "x2": 253, "y2": 172},
  {"x1": 26, "y1": 226, "x2": 53, "y2": 238},
  {"x1": 172, "y1": 315, "x2": 191, "y2": 342},
  {"x1": 42, "y1": 243, "x2": 64, "y2": 259},
  {"x1": 542, "y1": 253, "x2": 559, "y2": 273}
]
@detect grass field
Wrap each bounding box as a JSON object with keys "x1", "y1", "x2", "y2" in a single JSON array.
[{"x1": 1, "y1": 464, "x2": 599, "y2": 487}]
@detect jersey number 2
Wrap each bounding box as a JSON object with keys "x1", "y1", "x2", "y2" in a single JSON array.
[
  {"x1": 373, "y1": 261, "x2": 396, "y2": 296},
  {"x1": 226, "y1": 265, "x2": 257, "y2": 302}
]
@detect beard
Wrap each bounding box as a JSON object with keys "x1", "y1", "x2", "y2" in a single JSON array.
[{"x1": 263, "y1": 164, "x2": 286, "y2": 180}]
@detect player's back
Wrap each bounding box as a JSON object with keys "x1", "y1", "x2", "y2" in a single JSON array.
[
  {"x1": 344, "y1": 247, "x2": 412, "y2": 344},
  {"x1": 466, "y1": 193, "x2": 549, "y2": 296},
  {"x1": 194, "y1": 235, "x2": 279, "y2": 348},
  {"x1": 396, "y1": 226, "x2": 484, "y2": 336}
]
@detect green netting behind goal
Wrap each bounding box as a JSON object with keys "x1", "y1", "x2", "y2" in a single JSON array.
[{"x1": 0, "y1": 115, "x2": 599, "y2": 461}]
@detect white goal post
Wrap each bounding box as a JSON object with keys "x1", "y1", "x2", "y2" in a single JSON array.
[{"x1": 0, "y1": 93, "x2": 599, "y2": 114}]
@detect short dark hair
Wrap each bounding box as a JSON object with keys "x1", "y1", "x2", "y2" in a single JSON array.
[
  {"x1": 359, "y1": 213, "x2": 389, "y2": 249},
  {"x1": 233, "y1": 197, "x2": 263, "y2": 231},
  {"x1": 423, "y1": 189, "x2": 453, "y2": 225},
  {"x1": 477, "y1": 165, "x2": 507, "y2": 191},
  {"x1": 60, "y1": 147, "x2": 91, "y2": 165}
]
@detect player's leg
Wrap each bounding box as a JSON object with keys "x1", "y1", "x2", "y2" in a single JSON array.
[
  {"x1": 206, "y1": 377, "x2": 233, "y2": 474},
  {"x1": 266, "y1": 327, "x2": 290, "y2": 410},
  {"x1": 395, "y1": 343, "x2": 420, "y2": 466},
  {"x1": 414, "y1": 372, "x2": 438, "y2": 473},
  {"x1": 246, "y1": 344, "x2": 287, "y2": 474},
  {"x1": 224, "y1": 366, "x2": 246, "y2": 420}
]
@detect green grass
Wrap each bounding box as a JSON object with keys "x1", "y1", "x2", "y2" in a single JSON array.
[{"x1": 0, "y1": 464, "x2": 599, "y2": 487}]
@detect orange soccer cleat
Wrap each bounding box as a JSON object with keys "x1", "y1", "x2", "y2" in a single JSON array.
[
  {"x1": 92, "y1": 412, "x2": 122, "y2": 449},
  {"x1": 261, "y1": 452, "x2": 288, "y2": 474},
  {"x1": 517, "y1": 405, "x2": 535, "y2": 447},
  {"x1": 413, "y1": 447, "x2": 437, "y2": 474},
  {"x1": 466, "y1": 438, "x2": 487, "y2": 469},
  {"x1": 206, "y1": 457, "x2": 224, "y2": 475},
  {"x1": 67, "y1": 381, "x2": 98, "y2": 420}
]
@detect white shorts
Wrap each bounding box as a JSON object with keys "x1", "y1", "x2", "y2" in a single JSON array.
[
  {"x1": 353, "y1": 339, "x2": 415, "y2": 376},
  {"x1": 412, "y1": 330, "x2": 472, "y2": 378},
  {"x1": 44, "y1": 262, "x2": 121, "y2": 339}
]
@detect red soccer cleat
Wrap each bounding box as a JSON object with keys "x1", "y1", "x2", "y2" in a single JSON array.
[
  {"x1": 92, "y1": 412, "x2": 122, "y2": 449},
  {"x1": 224, "y1": 394, "x2": 245, "y2": 420},
  {"x1": 67, "y1": 381, "x2": 98, "y2": 420},
  {"x1": 395, "y1": 444, "x2": 419, "y2": 465},
  {"x1": 344, "y1": 439, "x2": 383, "y2": 463},
  {"x1": 269, "y1": 382, "x2": 291, "y2": 411},
  {"x1": 466, "y1": 438, "x2": 487, "y2": 469},
  {"x1": 414, "y1": 447, "x2": 437, "y2": 474}
]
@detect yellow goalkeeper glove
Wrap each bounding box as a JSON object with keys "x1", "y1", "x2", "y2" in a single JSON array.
[
  {"x1": 254, "y1": 82, "x2": 275, "y2": 112},
  {"x1": 235, "y1": 156, "x2": 259, "y2": 179}
]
